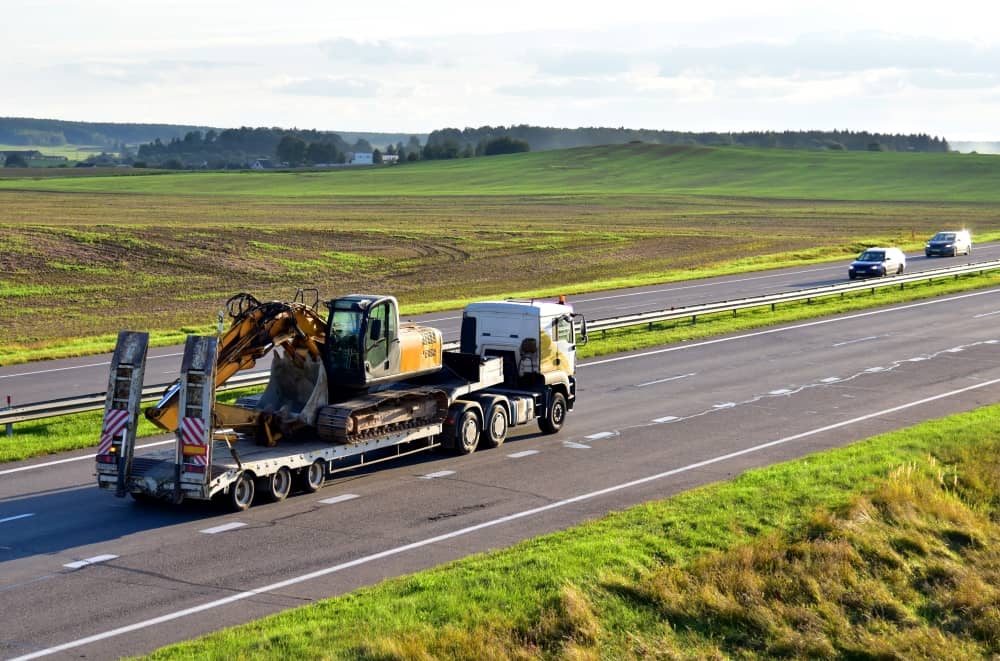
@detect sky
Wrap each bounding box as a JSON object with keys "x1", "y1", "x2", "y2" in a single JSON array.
[{"x1": 3, "y1": 1, "x2": 1000, "y2": 141}]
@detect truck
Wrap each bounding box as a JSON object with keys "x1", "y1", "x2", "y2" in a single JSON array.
[{"x1": 95, "y1": 291, "x2": 587, "y2": 511}]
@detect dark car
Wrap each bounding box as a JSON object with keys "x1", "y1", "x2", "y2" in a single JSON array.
[
  {"x1": 925, "y1": 230, "x2": 971, "y2": 257},
  {"x1": 848, "y1": 247, "x2": 906, "y2": 280}
]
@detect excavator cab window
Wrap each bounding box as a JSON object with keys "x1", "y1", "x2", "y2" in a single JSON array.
[
  {"x1": 327, "y1": 302, "x2": 363, "y2": 371},
  {"x1": 365, "y1": 301, "x2": 394, "y2": 371}
]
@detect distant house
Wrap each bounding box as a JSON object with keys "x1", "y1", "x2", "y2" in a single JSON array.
[
  {"x1": 250, "y1": 158, "x2": 273, "y2": 170},
  {"x1": 349, "y1": 152, "x2": 373, "y2": 165}
]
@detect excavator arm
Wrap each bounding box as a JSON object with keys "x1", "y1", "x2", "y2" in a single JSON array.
[{"x1": 145, "y1": 292, "x2": 328, "y2": 432}]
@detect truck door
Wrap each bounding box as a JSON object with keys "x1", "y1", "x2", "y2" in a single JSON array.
[{"x1": 554, "y1": 314, "x2": 576, "y2": 375}]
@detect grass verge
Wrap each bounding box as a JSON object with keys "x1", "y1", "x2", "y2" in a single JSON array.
[
  {"x1": 139, "y1": 399, "x2": 1000, "y2": 659},
  {"x1": 5, "y1": 270, "x2": 1000, "y2": 464}
]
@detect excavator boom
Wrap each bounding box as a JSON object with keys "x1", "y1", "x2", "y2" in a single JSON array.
[{"x1": 145, "y1": 292, "x2": 327, "y2": 432}]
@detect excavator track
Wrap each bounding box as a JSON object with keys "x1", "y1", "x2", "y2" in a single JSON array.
[{"x1": 315, "y1": 388, "x2": 449, "y2": 444}]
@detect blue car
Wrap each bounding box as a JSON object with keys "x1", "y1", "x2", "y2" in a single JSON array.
[{"x1": 848, "y1": 247, "x2": 906, "y2": 280}]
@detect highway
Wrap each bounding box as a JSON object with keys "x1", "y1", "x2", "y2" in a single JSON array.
[
  {"x1": 2, "y1": 243, "x2": 998, "y2": 407},
  {"x1": 2, "y1": 282, "x2": 1000, "y2": 659}
]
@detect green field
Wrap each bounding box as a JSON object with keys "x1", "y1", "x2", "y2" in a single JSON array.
[
  {"x1": 2, "y1": 144, "x2": 999, "y2": 365},
  {"x1": 2, "y1": 144, "x2": 1000, "y2": 200}
]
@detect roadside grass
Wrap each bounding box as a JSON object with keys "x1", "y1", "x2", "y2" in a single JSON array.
[
  {"x1": 0, "y1": 386, "x2": 263, "y2": 464},
  {"x1": 5, "y1": 269, "x2": 1000, "y2": 463},
  {"x1": 140, "y1": 400, "x2": 1000, "y2": 660}
]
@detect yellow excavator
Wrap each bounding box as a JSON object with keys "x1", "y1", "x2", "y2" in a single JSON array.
[{"x1": 146, "y1": 290, "x2": 447, "y2": 446}]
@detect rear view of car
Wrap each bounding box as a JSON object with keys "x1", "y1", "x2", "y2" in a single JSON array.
[
  {"x1": 925, "y1": 230, "x2": 971, "y2": 257},
  {"x1": 848, "y1": 247, "x2": 906, "y2": 280}
]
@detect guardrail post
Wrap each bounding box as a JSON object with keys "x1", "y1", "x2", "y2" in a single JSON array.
[{"x1": 5, "y1": 395, "x2": 12, "y2": 438}]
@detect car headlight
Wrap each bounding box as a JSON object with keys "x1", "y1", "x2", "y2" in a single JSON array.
[{"x1": 944, "y1": 243, "x2": 953, "y2": 247}]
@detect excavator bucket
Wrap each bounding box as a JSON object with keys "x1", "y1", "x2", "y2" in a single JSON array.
[
  {"x1": 95, "y1": 331, "x2": 149, "y2": 497},
  {"x1": 173, "y1": 335, "x2": 218, "y2": 503}
]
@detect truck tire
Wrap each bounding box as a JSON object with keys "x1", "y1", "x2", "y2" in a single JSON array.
[
  {"x1": 297, "y1": 460, "x2": 326, "y2": 493},
  {"x1": 261, "y1": 466, "x2": 292, "y2": 502},
  {"x1": 227, "y1": 471, "x2": 255, "y2": 512},
  {"x1": 480, "y1": 402, "x2": 509, "y2": 449},
  {"x1": 452, "y1": 409, "x2": 481, "y2": 454},
  {"x1": 539, "y1": 391, "x2": 567, "y2": 435}
]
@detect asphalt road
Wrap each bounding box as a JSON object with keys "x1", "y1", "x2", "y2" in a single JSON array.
[
  {"x1": 2, "y1": 243, "x2": 998, "y2": 408},
  {"x1": 3, "y1": 284, "x2": 1000, "y2": 659}
]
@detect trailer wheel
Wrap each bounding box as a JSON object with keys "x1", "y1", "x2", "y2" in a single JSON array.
[
  {"x1": 298, "y1": 459, "x2": 326, "y2": 493},
  {"x1": 227, "y1": 471, "x2": 256, "y2": 512},
  {"x1": 453, "y1": 409, "x2": 481, "y2": 454},
  {"x1": 539, "y1": 392, "x2": 567, "y2": 435},
  {"x1": 480, "y1": 402, "x2": 508, "y2": 449},
  {"x1": 262, "y1": 467, "x2": 292, "y2": 502}
]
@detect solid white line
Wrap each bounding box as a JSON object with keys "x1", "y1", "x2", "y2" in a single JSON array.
[
  {"x1": 0, "y1": 353, "x2": 185, "y2": 379},
  {"x1": 17, "y1": 375, "x2": 1000, "y2": 661},
  {"x1": 974, "y1": 310, "x2": 1000, "y2": 318},
  {"x1": 0, "y1": 513, "x2": 35, "y2": 524},
  {"x1": 199, "y1": 522, "x2": 247, "y2": 535},
  {"x1": 507, "y1": 450, "x2": 539, "y2": 458},
  {"x1": 651, "y1": 416, "x2": 679, "y2": 423},
  {"x1": 820, "y1": 377, "x2": 840, "y2": 383},
  {"x1": 769, "y1": 389, "x2": 792, "y2": 395},
  {"x1": 63, "y1": 554, "x2": 118, "y2": 570},
  {"x1": 319, "y1": 494, "x2": 359, "y2": 505},
  {"x1": 420, "y1": 470, "x2": 455, "y2": 480},
  {"x1": 635, "y1": 372, "x2": 697, "y2": 387},
  {"x1": 581, "y1": 287, "x2": 1000, "y2": 368},
  {"x1": 0, "y1": 439, "x2": 174, "y2": 476}
]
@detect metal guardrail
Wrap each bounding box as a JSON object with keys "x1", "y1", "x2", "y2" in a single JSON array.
[{"x1": 4, "y1": 258, "x2": 999, "y2": 427}]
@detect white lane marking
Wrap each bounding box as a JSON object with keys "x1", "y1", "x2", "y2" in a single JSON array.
[
  {"x1": 573, "y1": 265, "x2": 839, "y2": 304},
  {"x1": 832, "y1": 334, "x2": 885, "y2": 347},
  {"x1": 769, "y1": 389, "x2": 792, "y2": 395},
  {"x1": 635, "y1": 372, "x2": 697, "y2": 388},
  {"x1": 713, "y1": 402, "x2": 736, "y2": 409},
  {"x1": 0, "y1": 513, "x2": 35, "y2": 524},
  {"x1": 63, "y1": 554, "x2": 118, "y2": 570},
  {"x1": 582, "y1": 287, "x2": 1000, "y2": 368},
  {"x1": 199, "y1": 522, "x2": 247, "y2": 535},
  {"x1": 411, "y1": 315, "x2": 461, "y2": 323},
  {"x1": 507, "y1": 450, "x2": 539, "y2": 458},
  {"x1": 0, "y1": 353, "x2": 185, "y2": 379},
  {"x1": 319, "y1": 494, "x2": 359, "y2": 505},
  {"x1": 865, "y1": 367, "x2": 886, "y2": 373},
  {"x1": 820, "y1": 377, "x2": 840, "y2": 383},
  {"x1": 974, "y1": 310, "x2": 1000, "y2": 318},
  {"x1": 17, "y1": 376, "x2": 1000, "y2": 661},
  {"x1": 562, "y1": 441, "x2": 590, "y2": 449},
  {"x1": 0, "y1": 439, "x2": 174, "y2": 476},
  {"x1": 946, "y1": 347, "x2": 964, "y2": 353},
  {"x1": 652, "y1": 416, "x2": 679, "y2": 423},
  {"x1": 584, "y1": 432, "x2": 615, "y2": 440},
  {"x1": 420, "y1": 470, "x2": 455, "y2": 480}
]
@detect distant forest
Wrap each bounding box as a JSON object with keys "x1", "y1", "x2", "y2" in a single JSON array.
[
  {"x1": 425, "y1": 125, "x2": 950, "y2": 154},
  {"x1": 1, "y1": 117, "x2": 954, "y2": 169}
]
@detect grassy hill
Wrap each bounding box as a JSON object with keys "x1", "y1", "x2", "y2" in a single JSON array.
[{"x1": 2, "y1": 144, "x2": 999, "y2": 202}]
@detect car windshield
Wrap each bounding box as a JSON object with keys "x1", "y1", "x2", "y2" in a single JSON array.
[
  {"x1": 858, "y1": 251, "x2": 885, "y2": 262},
  {"x1": 932, "y1": 233, "x2": 956, "y2": 241}
]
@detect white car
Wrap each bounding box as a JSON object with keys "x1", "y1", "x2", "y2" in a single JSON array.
[
  {"x1": 848, "y1": 247, "x2": 906, "y2": 280},
  {"x1": 925, "y1": 230, "x2": 972, "y2": 257}
]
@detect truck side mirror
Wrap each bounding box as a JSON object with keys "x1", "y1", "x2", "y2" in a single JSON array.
[
  {"x1": 575, "y1": 314, "x2": 588, "y2": 346},
  {"x1": 369, "y1": 318, "x2": 382, "y2": 341}
]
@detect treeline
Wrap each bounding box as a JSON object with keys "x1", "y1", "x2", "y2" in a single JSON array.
[
  {"x1": 425, "y1": 125, "x2": 950, "y2": 154},
  {"x1": 0, "y1": 117, "x2": 207, "y2": 149}
]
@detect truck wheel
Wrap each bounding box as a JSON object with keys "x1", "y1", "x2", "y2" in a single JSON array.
[
  {"x1": 539, "y1": 392, "x2": 567, "y2": 435},
  {"x1": 227, "y1": 471, "x2": 255, "y2": 512},
  {"x1": 480, "y1": 403, "x2": 508, "y2": 449},
  {"x1": 298, "y1": 460, "x2": 326, "y2": 493},
  {"x1": 453, "y1": 409, "x2": 481, "y2": 454},
  {"x1": 262, "y1": 467, "x2": 292, "y2": 502}
]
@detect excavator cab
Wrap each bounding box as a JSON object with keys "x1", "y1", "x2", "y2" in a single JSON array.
[{"x1": 323, "y1": 294, "x2": 443, "y2": 393}]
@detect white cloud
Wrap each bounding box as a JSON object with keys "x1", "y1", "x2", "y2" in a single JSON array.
[{"x1": 3, "y1": 1, "x2": 1000, "y2": 139}]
